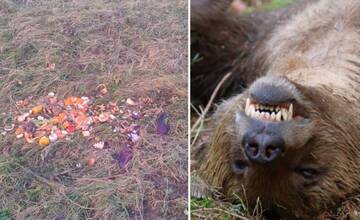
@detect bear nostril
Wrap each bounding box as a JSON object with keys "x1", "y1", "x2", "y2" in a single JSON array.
[
  {"x1": 249, "y1": 143, "x2": 259, "y2": 157},
  {"x1": 243, "y1": 132, "x2": 284, "y2": 164},
  {"x1": 265, "y1": 145, "x2": 277, "y2": 159}
]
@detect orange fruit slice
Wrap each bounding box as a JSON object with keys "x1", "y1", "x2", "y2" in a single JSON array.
[
  {"x1": 39, "y1": 136, "x2": 50, "y2": 147},
  {"x1": 31, "y1": 105, "x2": 43, "y2": 115}
]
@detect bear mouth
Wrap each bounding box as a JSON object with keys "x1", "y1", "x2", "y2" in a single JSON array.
[{"x1": 244, "y1": 98, "x2": 301, "y2": 121}]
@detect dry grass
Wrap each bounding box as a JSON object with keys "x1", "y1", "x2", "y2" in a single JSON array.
[{"x1": 0, "y1": 0, "x2": 187, "y2": 219}]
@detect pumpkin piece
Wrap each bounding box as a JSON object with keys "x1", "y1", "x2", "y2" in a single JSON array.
[
  {"x1": 64, "y1": 96, "x2": 84, "y2": 106},
  {"x1": 39, "y1": 136, "x2": 50, "y2": 147},
  {"x1": 52, "y1": 113, "x2": 66, "y2": 124},
  {"x1": 31, "y1": 105, "x2": 43, "y2": 115},
  {"x1": 71, "y1": 110, "x2": 87, "y2": 129}
]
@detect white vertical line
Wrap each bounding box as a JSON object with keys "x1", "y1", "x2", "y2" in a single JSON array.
[{"x1": 187, "y1": 0, "x2": 191, "y2": 219}]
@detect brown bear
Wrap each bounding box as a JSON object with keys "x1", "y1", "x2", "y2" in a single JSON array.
[{"x1": 191, "y1": 0, "x2": 360, "y2": 219}]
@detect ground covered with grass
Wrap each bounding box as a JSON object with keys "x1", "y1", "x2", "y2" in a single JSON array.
[{"x1": 0, "y1": 0, "x2": 188, "y2": 219}]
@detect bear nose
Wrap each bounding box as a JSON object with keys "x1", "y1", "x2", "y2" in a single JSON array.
[{"x1": 243, "y1": 132, "x2": 284, "y2": 164}]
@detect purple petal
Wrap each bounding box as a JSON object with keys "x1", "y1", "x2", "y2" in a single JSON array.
[
  {"x1": 131, "y1": 111, "x2": 141, "y2": 120},
  {"x1": 127, "y1": 133, "x2": 140, "y2": 142},
  {"x1": 103, "y1": 140, "x2": 112, "y2": 149},
  {"x1": 156, "y1": 113, "x2": 170, "y2": 135},
  {"x1": 112, "y1": 146, "x2": 133, "y2": 169}
]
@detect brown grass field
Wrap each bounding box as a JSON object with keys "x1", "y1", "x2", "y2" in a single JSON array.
[{"x1": 0, "y1": 0, "x2": 188, "y2": 219}]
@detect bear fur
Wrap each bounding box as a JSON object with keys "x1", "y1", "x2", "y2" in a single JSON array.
[{"x1": 192, "y1": 0, "x2": 360, "y2": 219}]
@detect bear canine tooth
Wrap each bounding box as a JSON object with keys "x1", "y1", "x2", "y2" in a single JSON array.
[
  {"x1": 245, "y1": 106, "x2": 250, "y2": 116},
  {"x1": 251, "y1": 105, "x2": 257, "y2": 117},
  {"x1": 245, "y1": 98, "x2": 250, "y2": 113},
  {"x1": 248, "y1": 105, "x2": 254, "y2": 117},
  {"x1": 289, "y1": 103, "x2": 293, "y2": 119},
  {"x1": 251, "y1": 109, "x2": 256, "y2": 118},
  {"x1": 249, "y1": 105, "x2": 255, "y2": 116}
]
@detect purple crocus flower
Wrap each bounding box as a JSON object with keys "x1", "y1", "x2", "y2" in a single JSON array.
[{"x1": 156, "y1": 112, "x2": 170, "y2": 135}]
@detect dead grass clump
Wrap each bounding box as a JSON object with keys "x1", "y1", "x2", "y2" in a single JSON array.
[{"x1": 0, "y1": 0, "x2": 17, "y2": 13}]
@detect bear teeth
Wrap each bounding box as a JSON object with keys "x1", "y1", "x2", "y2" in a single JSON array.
[{"x1": 244, "y1": 98, "x2": 293, "y2": 121}]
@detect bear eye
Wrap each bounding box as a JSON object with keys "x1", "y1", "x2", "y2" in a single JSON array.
[
  {"x1": 295, "y1": 168, "x2": 319, "y2": 180},
  {"x1": 232, "y1": 160, "x2": 248, "y2": 174}
]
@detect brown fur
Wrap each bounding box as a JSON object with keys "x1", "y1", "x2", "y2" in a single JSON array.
[
  {"x1": 191, "y1": 0, "x2": 316, "y2": 106},
  {"x1": 193, "y1": 0, "x2": 360, "y2": 219}
]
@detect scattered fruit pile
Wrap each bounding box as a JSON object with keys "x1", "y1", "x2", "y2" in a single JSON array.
[
  {"x1": 2, "y1": 84, "x2": 171, "y2": 169},
  {"x1": 12, "y1": 92, "x2": 121, "y2": 148}
]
